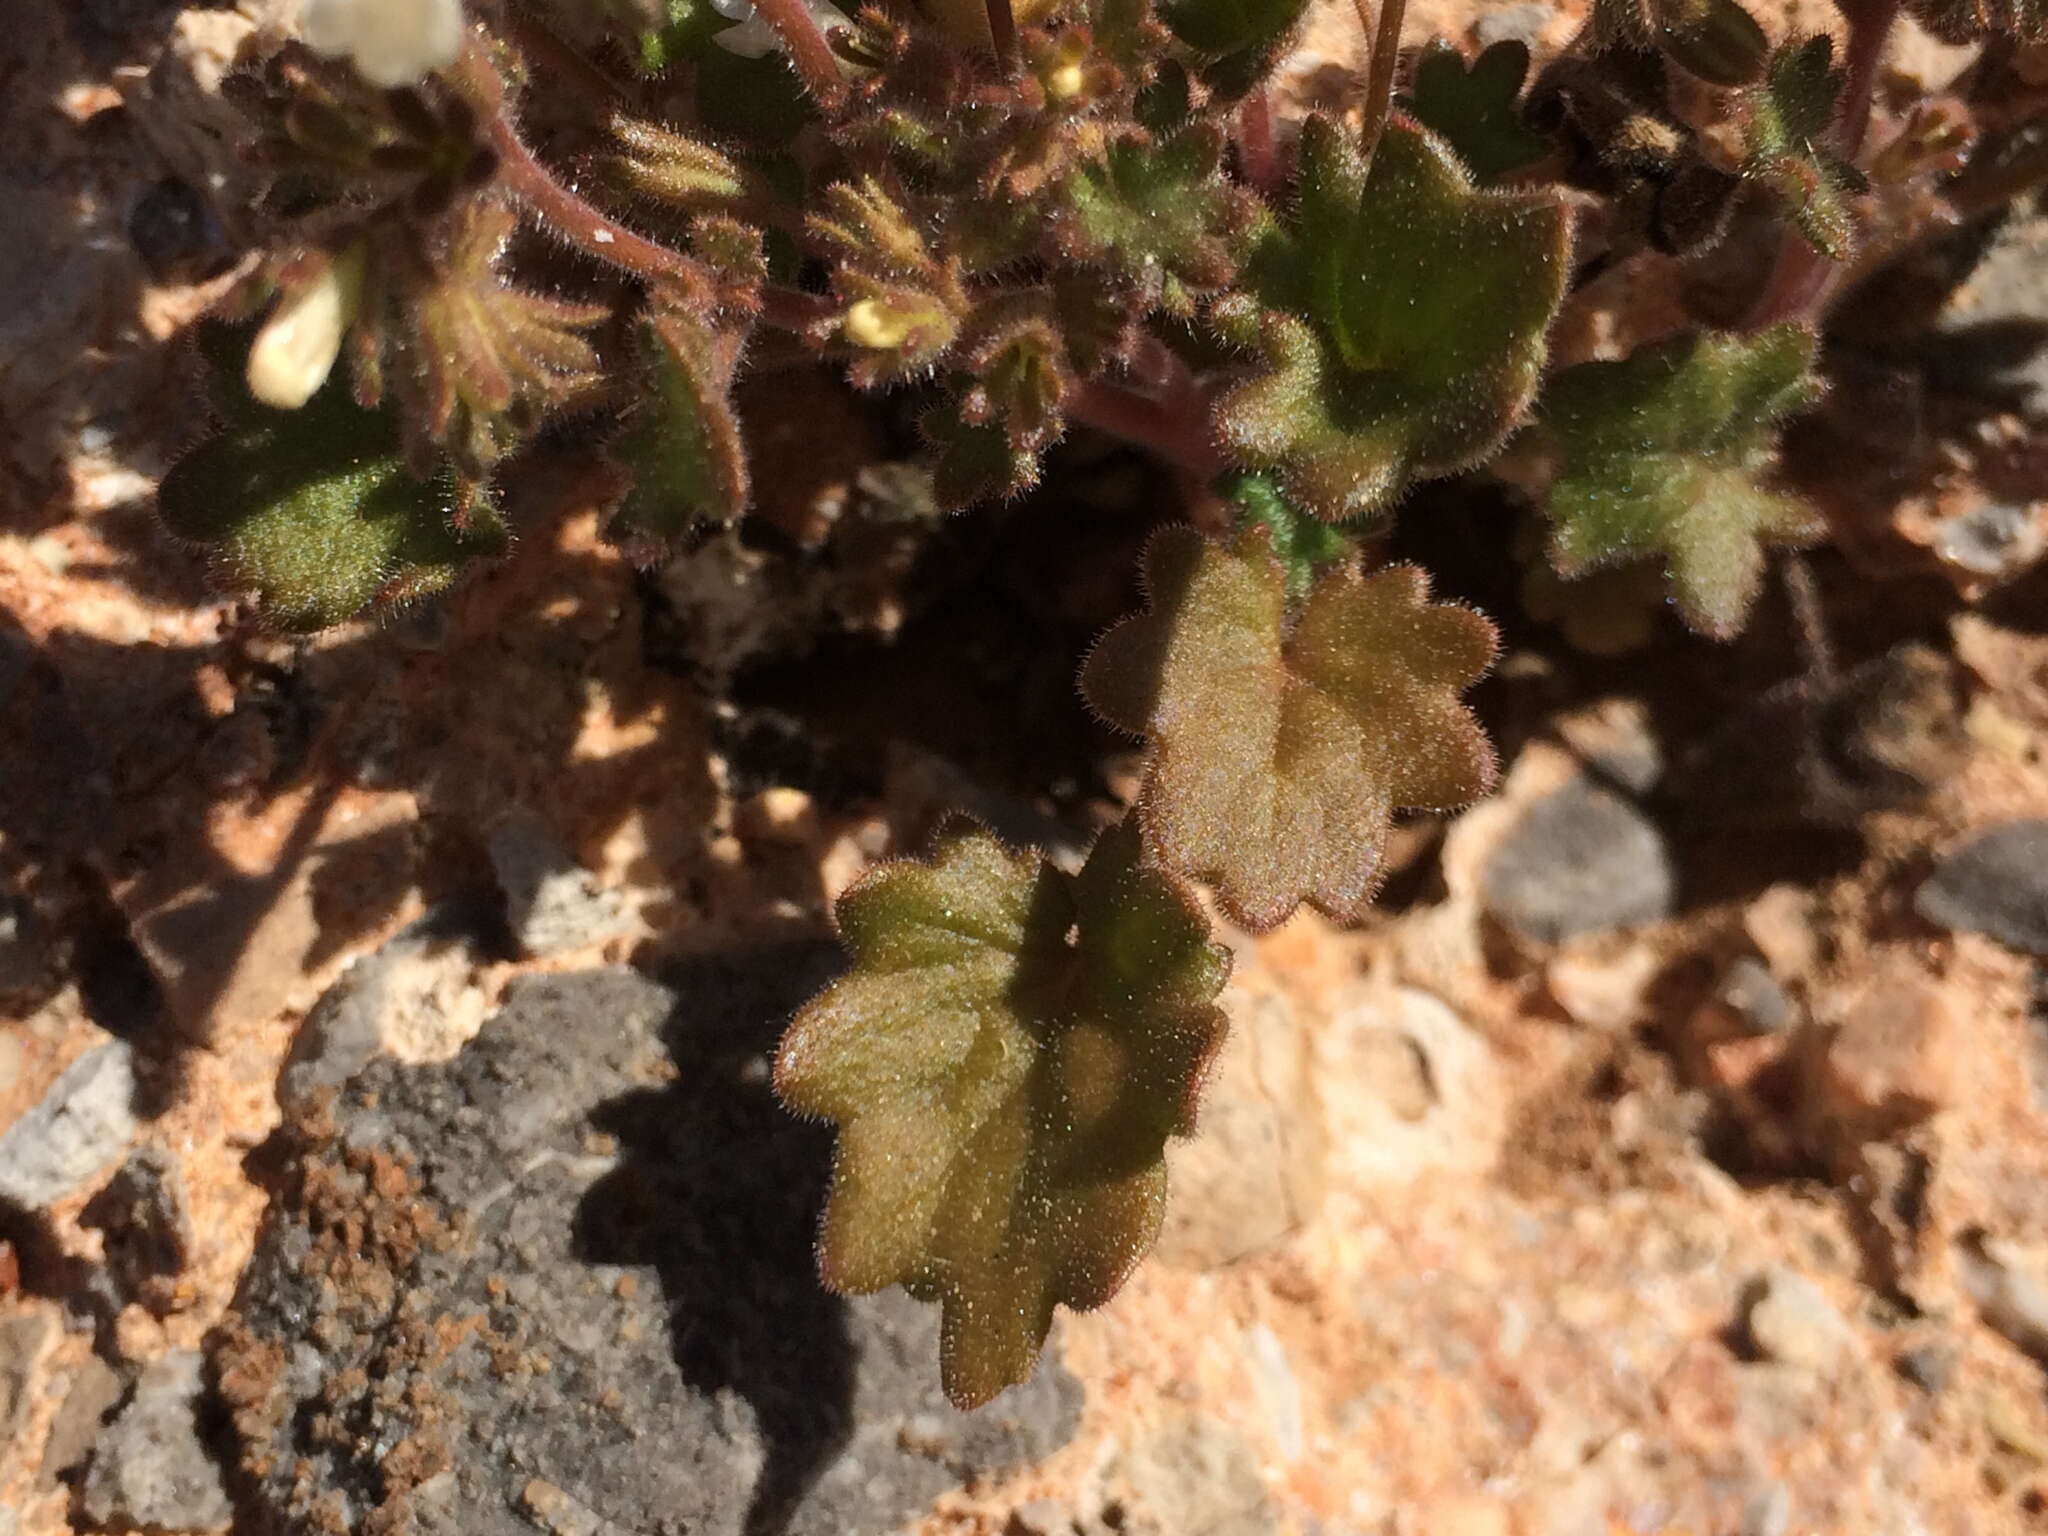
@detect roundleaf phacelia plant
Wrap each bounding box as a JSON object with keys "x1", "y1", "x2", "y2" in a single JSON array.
[{"x1": 157, "y1": 0, "x2": 2048, "y2": 1404}]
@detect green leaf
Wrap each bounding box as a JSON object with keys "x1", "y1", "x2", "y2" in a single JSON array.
[
  {"x1": 1056, "y1": 125, "x2": 1254, "y2": 296},
  {"x1": 606, "y1": 306, "x2": 749, "y2": 550},
  {"x1": 776, "y1": 819, "x2": 1229, "y2": 1408},
  {"x1": 160, "y1": 342, "x2": 503, "y2": 631},
  {"x1": 1158, "y1": 0, "x2": 1309, "y2": 95},
  {"x1": 1081, "y1": 526, "x2": 1498, "y2": 931},
  {"x1": 1400, "y1": 40, "x2": 1550, "y2": 183},
  {"x1": 1218, "y1": 117, "x2": 1570, "y2": 521},
  {"x1": 1539, "y1": 325, "x2": 1825, "y2": 639},
  {"x1": 1742, "y1": 36, "x2": 1866, "y2": 260},
  {"x1": 1222, "y1": 472, "x2": 1354, "y2": 600},
  {"x1": 921, "y1": 396, "x2": 1040, "y2": 509}
]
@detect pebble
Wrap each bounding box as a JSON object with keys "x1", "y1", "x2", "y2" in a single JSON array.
[
  {"x1": 0, "y1": 1041, "x2": 138, "y2": 1209},
  {"x1": 1895, "y1": 1341, "x2": 1956, "y2": 1397},
  {"x1": 1957, "y1": 1233, "x2": 2048, "y2": 1364},
  {"x1": 1482, "y1": 776, "x2": 1675, "y2": 945},
  {"x1": 39, "y1": 1355, "x2": 127, "y2": 1484},
  {"x1": 1117, "y1": 1416, "x2": 1277, "y2": 1536},
  {"x1": 486, "y1": 811, "x2": 630, "y2": 957},
  {"x1": 1744, "y1": 1267, "x2": 1855, "y2": 1374},
  {"x1": 1810, "y1": 955, "x2": 1956, "y2": 1139},
  {"x1": 1915, "y1": 820, "x2": 2048, "y2": 957},
  {"x1": 1741, "y1": 1481, "x2": 1793, "y2": 1536},
  {"x1": 0, "y1": 1312, "x2": 58, "y2": 1453},
  {"x1": 81, "y1": 1352, "x2": 233, "y2": 1532},
  {"x1": 1711, "y1": 955, "x2": 1793, "y2": 1036},
  {"x1": 1007, "y1": 1499, "x2": 1076, "y2": 1536}
]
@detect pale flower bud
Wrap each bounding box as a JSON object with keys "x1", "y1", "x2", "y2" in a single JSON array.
[
  {"x1": 246, "y1": 247, "x2": 366, "y2": 411},
  {"x1": 302, "y1": 0, "x2": 465, "y2": 88},
  {"x1": 841, "y1": 298, "x2": 917, "y2": 351}
]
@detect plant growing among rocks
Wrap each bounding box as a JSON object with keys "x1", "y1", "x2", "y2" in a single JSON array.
[{"x1": 157, "y1": 0, "x2": 2048, "y2": 1405}]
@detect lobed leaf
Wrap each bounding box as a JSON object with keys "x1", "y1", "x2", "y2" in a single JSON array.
[
  {"x1": 160, "y1": 344, "x2": 503, "y2": 631},
  {"x1": 1400, "y1": 40, "x2": 1550, "y2": 184},
  {"x1": 1741, "y1": 36, "x2": 1866, "y2": 261},
  {"x1": 777, "y1": 819, "x2": 1229, "y2": 1408},
  {"x1": 1055, "y1": 125, "x2": 1255, "y2": 297},
  {"x1": 1217, "y1": 117, "x2": 1570, "y2": 522},
  {"x1": 1158, "y1": 0, "x2": 1309, "y2": 95},
  {"x1": 1538, "y1": 325, "x2": 1825, "y2": 639},
  {"x1": 1082, "y1": 526, "x2": 1498, "y2": 931}
]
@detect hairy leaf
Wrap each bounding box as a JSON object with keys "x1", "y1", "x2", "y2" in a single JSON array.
[
  {"x1": 1742, "y1": 36, "x2": 1865, "y2": 261},
  {"x1": 1056, "y1": 125, "x2": 1255, "y2": 297},
  {"x1": 1082, "y1": 526, "x2": 1498, "y2": 930},
  {"x1": 922, "y1": 396, "x2": 1041, "y2": 508},
  {"x1": 777, "y1": 819, "x2": 1229, "y2": 1408},
  {"x1": 161, "y1": 344, "x2": 503, "y2": 631},
  {"x1": 1217, "y1": 117, "x2": 1570, "y2": 521},
  {"x1": 1158, "y1": 0, "x2": 1309, "y2": 95},
  {"x1": 1593, "y1": 0, "x2": 1769, "y2": 84},
  {"x1": 1223, "y1": 472, "x2": 1354, "y2": 600},
  {"x1": 1401, "y1": 40, "x2": 1550, "y2": 183},
  {"x1": 606, "y1": 305, "x2": 749, "y2": 551},
  {"x1": 1539, "y1": 325, "x2": 1824, "y2": 639}
]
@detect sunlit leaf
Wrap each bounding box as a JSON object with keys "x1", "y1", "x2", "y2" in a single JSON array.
[
  {"x1": 777, "y1": 819, "x2": 1229, "y2": 1408},
  {"x1": 1082, "y1": 526, "x2": 1498, "y2": 930},
  {"x1": 1539, "y1": 325, "x2": 1824, "y2": 639}
]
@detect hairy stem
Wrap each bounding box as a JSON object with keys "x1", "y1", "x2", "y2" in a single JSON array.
[
  {"x1": 505, "y1": 2, "x2": 626, "y2": 111},
  {"x1": 750, "y1": 0, "x2": 849, "y2": 108},
  {"x1": 985, "y1": 0, "x2": 1020, "y2": 77},
  {"x1": 1239, "y1": 89, "x2": 1279, "y2": 197},
  {"x1": 1353, "y1": 0, "x2": 1407, "y2": 173},
  {"x1": 1834, "y1": 0, "x2": 1899, "y2": 162}
]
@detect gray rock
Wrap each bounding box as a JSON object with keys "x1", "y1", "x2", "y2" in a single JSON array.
[
  {"x1": 486, "y1": 813, "x2": 629, "y2": 957},
  {"x1": 1894, "y1": 1341, "x2": 1956, "y2": 1397},
  {"x1": 1714, "y1": 955, "x2": 1793, "y2": 1036},
  {"x1": 1915, "y1": 819, "x2": 2048, "y2": 957},
  {"x1": 40, "y1": 1356, "x2": 128, "y2": 1486},
  {"x1": 81, "y1": 1146, "x2": 193, "y2": 1316},
  {"x1": 0, "y1": 1041, "x2": 138, "y2": 1209},
  {"x1": 216, "y1": 958, "x2": 1082, "y2": 1536},
  {"x1": 1742, "y1": 1268, "x2": 1855, "y2": 1374},
  {"x1": 1482, "y1": 777, "x2": 1675, "y2": 945},
  {"x1": 0, "y1": 1312, "x2": 58, "y2": 1454},
  {"x1": 81, "y1": 1352, "x2": 232, "y2": 1532}
]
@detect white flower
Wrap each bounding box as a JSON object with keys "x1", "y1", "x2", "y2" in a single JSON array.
[
  {"x1": 246, "y1": 247, "x2": 366, "y2": 411},
  {"x1": 302, "y1": 0, "x2": 465, "y2": 88}
]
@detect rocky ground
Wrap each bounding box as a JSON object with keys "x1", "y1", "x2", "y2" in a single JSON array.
[{"x1": 6, "y1": 1, "x2": 2048, "y2": 1534}]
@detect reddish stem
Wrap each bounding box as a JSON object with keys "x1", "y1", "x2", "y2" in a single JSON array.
[
  {"x1": 985, "y1": 0, "x2": 1020, "y2": 77},
  {"x1": 1354, "y1": 0, "x2": 1407, "y2": 174},
  {"x1": 749, "y1": 0, "x2": 848, "y2": 109},
  {"x1": 1239, "y1": 89, "x2": 1279, "y2": 197},
  {"x1": 1067, "y1": 375, "x2": 1223, "y2": 477}
]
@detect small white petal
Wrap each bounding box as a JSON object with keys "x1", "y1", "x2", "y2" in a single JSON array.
[
  {"x1": 302, "y1": 0, "x2": 465, "y2": 88},
  {"x1": 246, "y1": 251, "x2": 363, "y2": 410}
]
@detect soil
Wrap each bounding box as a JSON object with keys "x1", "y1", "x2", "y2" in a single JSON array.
[{"x1": 5, "y1": 1, "x2": 2048, "y2": 1534}]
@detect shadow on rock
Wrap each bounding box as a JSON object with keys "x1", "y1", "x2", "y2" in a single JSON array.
[{"x1": 575, "y1": 944, "x2": 856, "y2": 1536}]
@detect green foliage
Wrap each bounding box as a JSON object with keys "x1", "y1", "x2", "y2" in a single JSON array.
[
  {"x1": 1158, "y1": 0, "x2": 1310, "y2": 95},
  {"x1": 1082, "y1": 526, "x2": 1498, "y2": 930},
  {"x1": 1538, "y1": 325, "x2": 1824, "y2": 639},
  {"x1": 1742, "y1": 36, "x2": 1866, "y2": 261},
  {"x1": 776, "y1": 820, "x2": 1228, "y2": 1408},
  {"x1": 605, "y1": 306, "x2": 749, "y2": 550},
  {"x1": 1401, "y1": 40, "x2": 1551, "y2": 183},
  {"x1": 161, "y1": 342, "x2": 504, "y2": 631},
  {"x1": 1223, "y1": 472, "x2": 1354, "y2": 600},
  {"x1": 1055, "y1": 125, "x2": 1255, "y2": 298},
  {"x1": 1217, "y1": 118, "x2": 1571, "y2": 521}
]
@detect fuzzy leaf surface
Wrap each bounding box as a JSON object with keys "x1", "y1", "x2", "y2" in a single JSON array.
[
  {"x1": 606, "y1": 306, "x2": 748, "y2": 549},
  {"x1": 1159, "y1": 0, "x2": 1310, "y2": 94},
  {"x1": 1400, "y1": 40, "x2": 1549, "y2": 183},
  {"x1": 777, "y1": 820, "x2": 1228, "y2": 1408},
  {"x1": 1742, "y1": 36, "x2": 1865, "y2": 260},
  {"x1": 160, "y1": 351, "x2": 502, "y2": 631},
  {"x1": 1218, "y1": 117, "x2": 1570, "y2": 521},
  {"x1": 1540, "y1": 325, "x2": 1824, "y2": 638},
  {"x1": 1082, "y1": 526, "x2": 1498, "y2": 930},
  {"x1": 1057, "y1": 126, "x2": 1253, "y2": 295}
]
